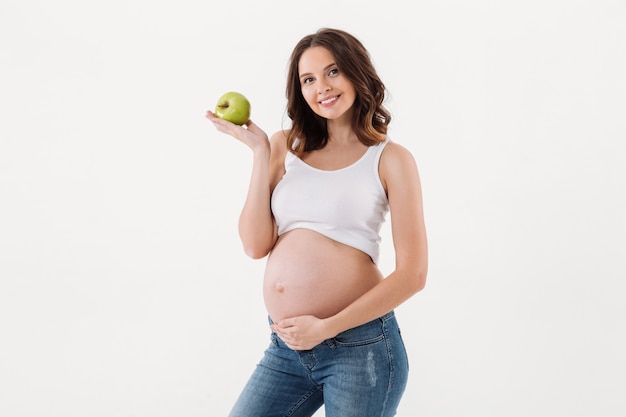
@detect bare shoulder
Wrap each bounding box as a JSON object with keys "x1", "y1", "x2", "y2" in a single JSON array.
[
  {"x1": 269, "y1": 129, "x2": 290, "y2": 166},
  {"x1": 269, "y1": 129, "x2": 291, "y2": 156},
  {"x1": 378, "y1": 140, "x2": 422, "y2": 197},
  {"x1": 380, "y1": 140, "x2": 419, "y2": 177},
  {"x1": 269, "y1": 130, "x2": 290, "y2": 190}
]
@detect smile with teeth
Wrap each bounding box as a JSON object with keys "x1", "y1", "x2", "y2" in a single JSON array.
[{"x1": 320, "y1": 95, "x2": 339, "y2": 105}]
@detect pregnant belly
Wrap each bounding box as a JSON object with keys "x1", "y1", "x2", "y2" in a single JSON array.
[{"x1": 263, "y1": 229, "x2": 384, "y2": 322}]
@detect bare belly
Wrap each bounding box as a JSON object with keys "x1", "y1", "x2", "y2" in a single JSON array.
[{"x1": 263, "y1": 229, "x2": 384, "y2": 322}]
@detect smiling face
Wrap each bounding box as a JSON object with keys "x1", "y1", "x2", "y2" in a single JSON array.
[{"x1": 298, "y1": 46, "x2": 356, "y2": 122}]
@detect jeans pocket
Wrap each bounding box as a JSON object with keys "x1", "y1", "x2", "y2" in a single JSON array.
[{"x1": 332, "y1": 320, "x2": 385, "y2": 347}]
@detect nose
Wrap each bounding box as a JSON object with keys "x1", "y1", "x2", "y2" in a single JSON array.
[{"x1": 317, "y1": 80, "x2": 331, "y2": 94}]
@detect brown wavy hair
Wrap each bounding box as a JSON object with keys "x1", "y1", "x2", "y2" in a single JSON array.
[{"x1": 285, "y1": 28, "x2": 391, "y2": 156}]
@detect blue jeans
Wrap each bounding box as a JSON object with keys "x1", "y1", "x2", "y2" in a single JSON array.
[{"x1": 228, "y1": 311, "x2": 409, "y2": 417}]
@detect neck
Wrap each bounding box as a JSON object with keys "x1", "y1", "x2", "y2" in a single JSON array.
[{"x1": 326, "y1": 120, "x2": 357, "y2": 146}]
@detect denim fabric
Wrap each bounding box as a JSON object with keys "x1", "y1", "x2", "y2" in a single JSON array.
[{"x1": 228, "y1": 311, "x2": 409, "y2": 417}]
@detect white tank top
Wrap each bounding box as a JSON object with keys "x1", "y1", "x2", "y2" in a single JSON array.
[{"x1": 271, "y1": 139, "x2": 390, "y2": 264}]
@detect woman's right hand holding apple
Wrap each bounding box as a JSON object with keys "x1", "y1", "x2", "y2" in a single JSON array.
[{"x1": 206, "y1": 110, "x2": 270, "y2": 153}]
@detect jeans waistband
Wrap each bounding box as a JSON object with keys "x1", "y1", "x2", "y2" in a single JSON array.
[{"x1": 268, "y1": 310, "x2": 395, "y2": 326}]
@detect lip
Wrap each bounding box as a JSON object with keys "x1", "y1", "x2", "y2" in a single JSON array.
[{"x1": 318, "y1": 94, "x2": 340, "y2": 106}]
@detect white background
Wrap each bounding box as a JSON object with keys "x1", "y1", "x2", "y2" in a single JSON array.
[{"x1": 1, "y1": 0, "x2": 625, "y2": 416}]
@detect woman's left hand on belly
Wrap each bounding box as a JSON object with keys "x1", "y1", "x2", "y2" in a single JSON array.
[{"x1": 270, "y1": 315, "x2": 333, "y2": 351}]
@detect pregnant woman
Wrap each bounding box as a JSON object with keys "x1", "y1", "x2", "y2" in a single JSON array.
[{"x1": 206, "y1": 27, "x2": 428, "y2": 417}]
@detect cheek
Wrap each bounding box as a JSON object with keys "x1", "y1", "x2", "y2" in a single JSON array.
[
  {"x1": 343, "y1": 83, "x2": 357, "y2": 102},
  {"x1": 301, "y1": 88, "x2": 318, "y2": 107},
  {"x1": 302, "y1": 91, "x2": 317, "y2": 109}
]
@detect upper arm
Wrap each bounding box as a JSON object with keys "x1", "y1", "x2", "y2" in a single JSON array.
[
  {"x1": 239, "y1": 130, "x2": 288, "y2": 259},
  {"x1": 379, "y1": 142, "x2": 428, "y2": 279}
]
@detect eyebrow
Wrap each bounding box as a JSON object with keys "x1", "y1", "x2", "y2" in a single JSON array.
[{"x1": 299, "y1": 62, "x2": 337, "y2": 80}]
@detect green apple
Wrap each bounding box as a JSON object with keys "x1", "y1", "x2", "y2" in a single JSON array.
[{"x1": 214, "y1": 91, "x2": 251, "y2": 125}]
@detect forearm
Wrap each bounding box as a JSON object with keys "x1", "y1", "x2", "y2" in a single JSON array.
[
  {"x1": 238, "y1": 146, "x2": 276, "y2": 258},
  {"x1": 326, "y1": 268, "x2": 426, "y2": 336}
]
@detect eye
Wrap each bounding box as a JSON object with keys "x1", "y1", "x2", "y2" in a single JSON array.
[
  {"x1": 328, "y1": 68, "x2": 339, "y2": 76},
  {"x1": 302, "y1": 76, "x2": 314, "y2": 85}
]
